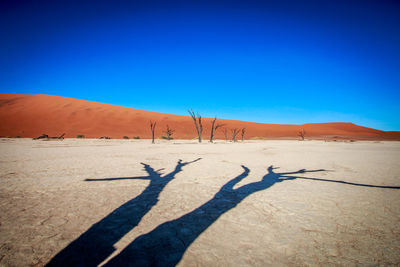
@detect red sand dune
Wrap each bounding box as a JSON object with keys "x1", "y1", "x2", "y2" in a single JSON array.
[{"x1": 0, "y1": 94, "x2": 399, "y2": 140}]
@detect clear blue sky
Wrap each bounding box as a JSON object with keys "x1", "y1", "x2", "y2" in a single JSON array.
[{"x1": 1, "y1": 0, "x2": 399, "y2": 130}]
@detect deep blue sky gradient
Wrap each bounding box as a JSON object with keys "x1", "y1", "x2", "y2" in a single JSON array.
[{"x1": 1, "y1": 0, "x2": 399, "y2": 130}]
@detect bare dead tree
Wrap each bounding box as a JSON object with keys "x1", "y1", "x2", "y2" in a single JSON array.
[
  {"x1": 150, "y1": 120, "x2": 156, "y2": 144},
  {"x1": 209, "y1": 117, "x2": 225, "y2": 143},
  {"x1": 241, "y1": 128, "x2": 246, "y2": 141},
  {"x1": 298, "y1": 129, "x2": 305, "y2": 141},
  {"x1": 49, "y1": 133, "x2": 65, "y2": 140},
  {"x1": 188, "y1": 109, "x2": 203, "y2": 143},
  {"x1": 34, "y1": 133, "x2": 65, "y2": 140},
  {"x1": 224, "y1": 128, "x2": 228, "y2": 142},
  {"x1": 231, "y1": 128, "x2": 240, "y2": 142},
  {"x1": 164, "y1": 125, "x2": 174, "y2": 140},
  {"x1": 33, "y1": 134, "x2": 49, "y2": 140}
]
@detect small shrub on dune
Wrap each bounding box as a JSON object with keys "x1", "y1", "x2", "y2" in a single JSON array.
[
  {"x1": 164, "y1": 125, "x2": 175, "y2": 140},
  {"x1": 123, "y1": 136, "x2": 129, "y2": 139},
  {"x1": 76, "y1": 134, "x2": 85, "y2": 139},
  {"x1": 133, "y1": 136, "x2": 140, "y2": 139}
]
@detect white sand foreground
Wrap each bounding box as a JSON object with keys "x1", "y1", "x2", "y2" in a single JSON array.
[{"x1": 0, "y1": 138, "x2": 399, "y2": 266}]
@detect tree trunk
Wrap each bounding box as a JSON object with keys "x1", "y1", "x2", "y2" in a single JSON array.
[
  {"x1": 188, "y1": 109, "x2": 203, "y2": 143},
  {"x1": 150, "y1": 121, "x2": 156, "y2": 144}
]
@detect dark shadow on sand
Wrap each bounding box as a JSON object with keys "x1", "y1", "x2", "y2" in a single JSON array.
[
  {"x1": 47, "y1": 162, "x2": 399, "y2": 267},
  {"x1": 46, "y1": 158, "x2": 201, "y2": 267},
  {"x1": 296, "y1": 176, "x2": 400, "y2": 189},
  {"x1": 104, "y1": 166, "x2": 327, "y2": 267},
  {"x1": 105, "y1": 166, "x2": 400, "y2": 267}
]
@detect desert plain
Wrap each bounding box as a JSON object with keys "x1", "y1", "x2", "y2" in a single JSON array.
[{"x1": 0, "y1": 138, "x2": 399, "y2": 266}]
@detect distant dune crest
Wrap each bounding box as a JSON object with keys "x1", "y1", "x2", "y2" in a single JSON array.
[{"x1": 0, "y1": 94, "x2": 399, "y2": 140}]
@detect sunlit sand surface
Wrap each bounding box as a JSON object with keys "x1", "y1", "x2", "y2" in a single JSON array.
[{"x1": 0, "y1": 138, "x2": 399, "y2": 266}]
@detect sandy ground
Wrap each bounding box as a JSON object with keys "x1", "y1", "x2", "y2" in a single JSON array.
[{"x1": 0, "y1": 138, "x2": 399, "y2": 266}]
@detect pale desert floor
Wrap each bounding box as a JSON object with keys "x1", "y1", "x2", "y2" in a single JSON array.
[{"x1": 0, "y1": 138, "x2": 399, "y2": 266}]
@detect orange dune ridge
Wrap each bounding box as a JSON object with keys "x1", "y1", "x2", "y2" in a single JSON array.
[{"x1": 0, "y1": 94, "x2": 399, "y2": 140}]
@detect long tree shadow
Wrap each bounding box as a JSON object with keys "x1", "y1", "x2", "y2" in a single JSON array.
[
  {"x1": 104, "y1": 165, "x2": 327, "y2": 267},
  {"x1": 105, "y1": 165, "x2": 400, "y2": 267},
  {"x1": 296, "y1": 176, "x2": 400, "y2": 189},
  {"x1": 46, "y1": 158, "x2": 201, "y2": 267}
]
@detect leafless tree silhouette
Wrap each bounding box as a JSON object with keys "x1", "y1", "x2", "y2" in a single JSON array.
[
  {"x1": 33, "y1": 133, "x2": 49, "y2": 140},
  {"x1": 224, "y1": 128, "x2": 228, "y2": 142},
  {"x1": 231, "y1": 128, "x2": 239, "y2": 142},
  {"x1": 188, "y1": 109, "x2": 203, "y2": 143},
  {"x1": 164, "y1": 125, "x2": 174, "y2": 140},
  {"x1": 34, "y1": 133, "x2": 65, "y2": 140},
  {"x1": 209, "y1": 117, "x2": 224, "y2": 143},
  {"x1": 298, "y1": 129, "x2": 305, "y2": 141},
  {"x1": 241, "y1": 128, "x2": 246, "y2": 142},
  {"x1": 150, "y1": 121, "x2": 156, "y2": 144}
]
